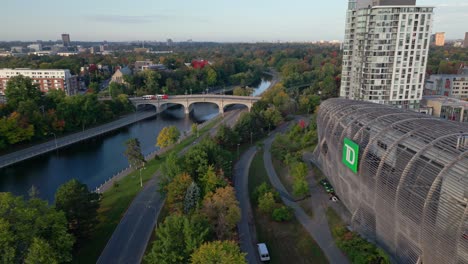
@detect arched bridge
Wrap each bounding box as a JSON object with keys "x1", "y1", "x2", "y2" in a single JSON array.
[{"x1": 130, "y1": 94, "x2": 261, "y2": 115}]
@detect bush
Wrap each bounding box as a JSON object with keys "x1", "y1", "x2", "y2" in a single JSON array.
[
  {"x1": 253, "y1": 182, "x2": 280, "y2": 203},
  {"x1": 272, "y1": 206, "x2": 293, "y2": 222},
  {"x1": 258, "y1": 192, "x2": 276, "y2": 214}
]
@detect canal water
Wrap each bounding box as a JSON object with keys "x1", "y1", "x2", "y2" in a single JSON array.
[{"x1": 0, "y1": 79, "x2": 271, "y2": 202}]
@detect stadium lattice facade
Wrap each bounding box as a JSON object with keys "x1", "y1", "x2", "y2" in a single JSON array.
[{"x1": 314, "y1": 98, "x2": 468, "y2": 264}]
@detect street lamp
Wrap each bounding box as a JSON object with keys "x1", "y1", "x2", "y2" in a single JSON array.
[
  {"x1": 237, "y1": 143, "x2": 240, "y2": 159},
  {"x1": 250, "y1": 131, "x2": 253, "y2": 145},
  {"x1": 50, "y1": 132, "x2": 57, "y2": 149},
  {"x1": 206, "y1": 88, "x2": 209, "y2": 94},
  {"x1": 139, "y1": 166, "x2": 146, "y2": 187}
]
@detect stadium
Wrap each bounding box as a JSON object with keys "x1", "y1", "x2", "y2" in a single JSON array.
[{"x1": 313, "y1": 98, "x2": 468, "y2": 264}]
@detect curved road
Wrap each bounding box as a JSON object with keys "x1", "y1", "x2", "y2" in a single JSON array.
[
  {"x1": 235, "y1": 146, "x2": 260, "y2": 264},
  {"x1": 263, "y1": 127, "x2": 349, "y2": 264}
]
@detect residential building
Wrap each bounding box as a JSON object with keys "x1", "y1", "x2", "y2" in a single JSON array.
[
  {"x1": 27, "y1": 43, "x2": 42, "y2": 51},
  {"x1": 464, "y1": 32, "x2": 468, "y2": 48},
  {"x1": 110, "y1": 67, "x2": 131, "y2": 85},
  {"x1": 432, "y1": 32, "x2": 445, "y2": 46},
  {"x1": 341, "y1": 0, "x2": 433, "y2": 109},
  {"x1": 134, "y1": 60, "x2": 154, "y2": 72},
  {"x1": 0, "y1": 68, "x2": 79, "y2": 96},
  {"x1": 315, "y1": 98, "x2": 468, "y2": 264},
  {"x1": 424, "y1": 74, "x2": 468, "y2": 99},
  {"x1": 10, "y1": 46, "x2": 24, "y2": 53},
  {"x1": 61, "y1": 34, "x2": 71, "y2": 47},
  {"x1": 421, "y1": 96, "x2": 468, "y2": 122}
]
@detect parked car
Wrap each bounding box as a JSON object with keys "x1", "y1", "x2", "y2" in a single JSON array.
[{"x1": 257, "y1": 243, "x2": 270, "y2": 262}]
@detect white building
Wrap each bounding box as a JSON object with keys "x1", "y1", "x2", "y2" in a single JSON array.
[
  {"x1": 0, "y1": 68, "x2": 79, "y2": 96},
  {"x1": 341, "y1": 0, "x2": 433, "y2": 109},
  {"x1": 27, "y1": 43, "x2": 42, "y2": 51}
]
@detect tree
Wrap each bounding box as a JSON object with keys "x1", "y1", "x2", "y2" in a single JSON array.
[
  {"x1": 124, "y1": 138, "x2": 145, "y2": 169},
  {"x1": 24, "y1": 238, "x2": 59, "y2": 264},
  {"x1": 200, "y1": 165, "x2": 227, "y2": 197},
  {"x1": 214, "y1": 125, "x2": 239, "y2": 149},
  {"x1": 166, "y1": 173, "x2": 193, "y2": 213},
  {"x1": 145, "y1": 214, "x2": 211, "y2": 264},
  {"x1": 184, "y1": 182, "x2": 201, "y2": 214},
  {"x1": 272, "y1": 206, "x2": 293, "y2": 222},
  {"x1": 0, "y1": 112, "x2": 34, "y2": 149},
  {"x1": 108, "y1": 82, "x2": 125, "y2": 98},
  {"x1": 191, "y1": 123, "x2": 198, "y2": 136},
  {"x1": 157, "y1": 126, "x2": 181, "y2": 148},
  {"x1": 184, "y1": 147, "x2": 209, "y2": 181},
  {"x1": 5, "y1": 75, "x2": 42, "y2": 109},
  {"x1": 205, "y1": 67, "x2": 218, "y2": 87},
  {"x1": 291, "y1": 162, "x2": 309, "y2": 197},
  {"x1": 54, "y1": 179, "x2": 100, "y2": 242},
  {"x1": 258, "y1": 192, "x2": 276, "y2": 215},
  {"x1": 159, "y1": 152, "x2": 183, "y2": 193},
  {"x1": 0, "y1": 193, "x2": 74, "y2": 263},
  {"x1": 190, "y1": 240, "x2": 246, "y2": 264},
  {"x1": 202, "y1": 186, "x2": 241, "y2": 240}
]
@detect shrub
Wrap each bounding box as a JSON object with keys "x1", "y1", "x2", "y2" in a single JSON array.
[
  {"x1": 258, "y1": 192, "x2": 276, "y2": 214},
  {"x1": 272, "y1": 206, "x2": 293, "y2": 222}
]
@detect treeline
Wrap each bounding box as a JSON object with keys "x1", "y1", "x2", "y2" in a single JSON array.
[
  {"x1": 0, "y1": 76, "x2": 133, "y2": 151},
  {"x1": 427, "y1": 46, "x2": 468, "y2": 75},
  {"x1": 107, "y1": 56, "x2": 265, "y2": 97},
  {"x1": 0, "y1": 179, "x2": 100, "y2": 263}
]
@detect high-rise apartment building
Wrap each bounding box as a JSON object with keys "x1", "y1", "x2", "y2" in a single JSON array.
[
  {"x1": 464, "y1": 32, "x2": 468, "y2": 48},
  {"x1": 433, "y1": 32, "x2": 445, "y2": 46},
  {"x1": 341, "y1": 0, "x2": 433, "y2": 109},
  {"x1": 61, "y1": 34, "x2": 71, "y2": 47}
]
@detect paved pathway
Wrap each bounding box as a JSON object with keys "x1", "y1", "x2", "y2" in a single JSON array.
[
  {"x1": 263, "y1": 129, "x2": 349, "y2": 264},
  {"x1": 0, "y1": 111, "x2": 156, "y2": 169},
  {"x1": 235, "y1": 146, "x2": 260, "y2": 264},
  {"x1": 97, "y1": 173, "x2": 164, "y2": 264}
]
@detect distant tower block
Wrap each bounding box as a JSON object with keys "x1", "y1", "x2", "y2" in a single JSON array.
[{"x1": 61, "y1": 34, "x2": 71, "y2": 47}]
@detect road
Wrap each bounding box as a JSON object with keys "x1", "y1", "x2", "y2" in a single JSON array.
[
  {"x1": 97, "y1": 173, "x2": 164, "y2": 264},
  {"x1": 234, "y1": 147, "x2": 260, "y2": 264},
  {"x1": 96, "y1": 109, "x2": 244, "y2": 264},
  {"x1": 0, "y1": 110, "x2": 156, "y2": 169},
  {"x1": 263, "y1": 127, "x2": 350, "y2": 264}
]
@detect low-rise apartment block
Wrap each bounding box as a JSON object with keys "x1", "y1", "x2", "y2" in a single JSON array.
[
  {"x1": 424, "y1": 74, "x2": 468, "y2": 100},
  {"x1": 0, "y1": 68, "x2": 79, "y2": 96}
]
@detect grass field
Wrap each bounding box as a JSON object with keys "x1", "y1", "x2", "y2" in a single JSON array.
[
  {"x1": 249, "y1": 151, "x2": 328, "y2": 264},
  {"x1": 73, "y1": 117, "x2": 220, "y2": 263}
]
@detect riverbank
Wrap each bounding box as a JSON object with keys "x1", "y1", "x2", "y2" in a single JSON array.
[{"x1": 0, "y1": 110, "x2": 157, "y2": 169}]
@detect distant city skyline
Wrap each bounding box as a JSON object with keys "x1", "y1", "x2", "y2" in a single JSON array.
[{"x1": 1, "y1": 0, "x2": 466, "y2": 42}]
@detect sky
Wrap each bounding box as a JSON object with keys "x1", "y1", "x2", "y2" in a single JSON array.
[{"x1": 1, "y1": 0, "x2": 466, "y2": 42}]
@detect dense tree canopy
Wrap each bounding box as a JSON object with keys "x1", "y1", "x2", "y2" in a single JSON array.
[
  {"x1": 0, "y1": 193, "x2": 74, "y2": 263},
  {"x1": 145, "y1": 214, "x2": 211, "y2": 264},
  {"x1": 190, "y1": 240, "x2": 246, "y2": 264},
  {"x1": 55, "y1": 179, "x2": 100, "y2": 243}
]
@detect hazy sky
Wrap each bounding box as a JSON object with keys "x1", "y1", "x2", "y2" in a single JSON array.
[{"x1": 1, "y1": 0, "x2": 466, "y2": 42}]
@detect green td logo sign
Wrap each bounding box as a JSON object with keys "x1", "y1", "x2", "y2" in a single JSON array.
[{"x1": 342, "y1": 138, "x2": 359, "y2": 173}]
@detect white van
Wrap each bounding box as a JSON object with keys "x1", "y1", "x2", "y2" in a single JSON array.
[{"x1": 257, "y1": 243, "x2": 270, "y2": 262}]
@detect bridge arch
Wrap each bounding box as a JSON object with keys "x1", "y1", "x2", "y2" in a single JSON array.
[{"x1": 135, "y1": 103, "x2": 157, "y2": 112}]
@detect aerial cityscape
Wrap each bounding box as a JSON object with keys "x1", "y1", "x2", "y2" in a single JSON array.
[{"x1": 0, "y1": 0, "x2": 467, "y2": 264}]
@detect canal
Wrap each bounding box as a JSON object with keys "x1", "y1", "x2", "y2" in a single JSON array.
[{"x1": 0, "y1": 78, "x2": 271, "y2": 202}]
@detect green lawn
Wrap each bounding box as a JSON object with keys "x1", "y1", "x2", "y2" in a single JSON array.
[
  {"x1": 73, "y1": 117, "x2": 221, "y2": 263},
  {"x1": 249, "y1": 151, "x2": 328, "y2": 264}
]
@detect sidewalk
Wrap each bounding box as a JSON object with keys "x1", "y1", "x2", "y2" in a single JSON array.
[{"x1": 263, "y1": 131, "x2": 349, "y2": 264}]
